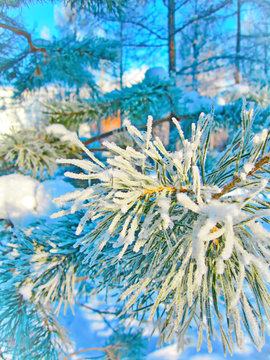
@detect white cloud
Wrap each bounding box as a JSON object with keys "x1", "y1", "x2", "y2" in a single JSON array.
[
  {"x1": 147, "y1": 344, "x2": 181, "y2": 360},
  {"x1": 99, "y1": 65, "x2": 149, "y2": 94},
  {"x1": 97, "y1": 328, "x2": 113, "y2": 337},
  {"x1": 40, "y1": 26, "x2": 51, "y2": 40},
  {"x1": 90, "y1": 321, "x2": 106, "y2": 331}
]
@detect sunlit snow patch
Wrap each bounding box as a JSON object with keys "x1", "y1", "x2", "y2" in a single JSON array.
[
  {"x1": 45, "y1": 124, "x2": 77, "y2": 144},
  {"x1": 0, "y1": 174, "x2": 74, "y2": 226}
]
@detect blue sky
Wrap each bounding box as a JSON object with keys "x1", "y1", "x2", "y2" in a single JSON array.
[
  {"x1": 14, "y1": 1, "x2": 166, "y2": 76},
  {"x1": 19, "y1": 2, "x2": 59, "y2": 39}
]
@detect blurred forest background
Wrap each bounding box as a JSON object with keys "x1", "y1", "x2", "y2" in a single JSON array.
[{"x1": 1, "y1": 0, "x2": 270, "y2": 135}]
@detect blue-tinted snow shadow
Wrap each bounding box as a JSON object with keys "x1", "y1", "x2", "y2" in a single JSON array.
[{"x1": 60, "y1": 303, "x2": 270, "y2": 359}]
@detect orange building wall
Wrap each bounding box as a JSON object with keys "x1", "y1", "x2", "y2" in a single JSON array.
[{"x1": 100, "y1": 109, "x2": 121, "y2": 133}]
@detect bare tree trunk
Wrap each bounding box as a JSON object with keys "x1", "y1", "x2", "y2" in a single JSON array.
[
  {"x1": 168, "y1": 0, "x2": 176, "y2": 74},
  {"x1": 235, "y1": 0, "x2": 241, "y2": 84}
]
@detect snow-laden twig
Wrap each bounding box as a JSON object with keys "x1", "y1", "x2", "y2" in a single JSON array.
[{"x1": 53, "y1": 109, "x2": 270, "y2": 355}]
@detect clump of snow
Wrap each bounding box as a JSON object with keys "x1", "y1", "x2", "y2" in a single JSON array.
[
  {"x1": 19, "y1": 282, "x2": 33, "y2": 301},
  {"x1": 234, "y1": 336, "x2": 254, "y2": 355},
  {"x1": 231, "y1": 83, "x2": 250, "y2": 96},
  {"x1": 78, "y1": 122, "x2": 91, "y2": 138},
  {"x1": 40, "y1": 26, "x2": 51, "y2": 40},
  {"x1": 143, "y1": 67, "x2": 169, "y2": 85},
  {"x1": 0, "y1": 174, "x2": 74, "y2": 226},
  {"x1": 253, "y1": 129, "x2": 268, "y2": 145},
  {"x1": 243, "y1": 162, "x2": 254, "y2": 174},
  {"x1": 123, "y1": 65, "x2": 149, "y2": 87},
  {"x1": 199, "y1": 200, "x2": 240, "y2": 221},
  {"x1": 0, "y1": 86, "x2": 92, "y2": 136},
  {"x1": 157, "y1": 193, "x2": 173, "y2": 229},
  {"x1": 46, "y1": 124, "x2": 77, "y2": 144},
  {"x1": 215, "y1": 96, "x2": 226, "y2": 106},
  {"x1": 215, "y1": 83, "x2": 251, "y2": 105},
  {"x1": 176, "y1": 90, "x2": 222, "y2": 115}
]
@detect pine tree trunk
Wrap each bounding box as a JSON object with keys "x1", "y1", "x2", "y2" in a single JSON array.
[
  {"x1": 168, "y1": 0, "x2": 176, "y2": 75},
  {"x1": 120, "y1": 18, "x2": 124, "y2": 91},
  {"x1": 119, "y1": 13, "x2": 124, "y2": 125}
]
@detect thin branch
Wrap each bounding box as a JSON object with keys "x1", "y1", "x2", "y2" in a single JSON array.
[
  {"x1": 83, "y1": 114, "x2": 192, "y2": 146},
  {"x1": 62, "y1": 345, "x2": 119, "y2": 360},
  {"x1": 75, "y1": 302, "x2": 120, "y2": 337},
  {"x1": 212, "y1": 152, "x2": 270, "y2": 200},
  {"x1": 75, "y1": 302, "x2": 119, "y2": 316},
  {"x1": 123, "y1": 20, "x2": 166, "y2": 40},
  {"x1": 0, "y1": 50, "x2": 29, "y2": 72},
  {"x1": 62, "y1": 347, "x2": 107, "y2": 360},
  {"x1": 45, "y1": 110, "x2": 89, "y2": 117},
  {"x1": 140, "y1": 185, "x2": 194, "y2": 198},
  {"x1": 75, "y1": 276, "x2": 90, "y2": 282},
  {"x1": 0, "y1": 23, "x2": 47, "y2": 54},
  {"x1": 177, "y1": 54, "x2": 263, "y2": 75},
  {"x1": 124, "y1": 43, "x2": 166, "y2": 48},
  {"x1": 174, "y1": 0, "x2": 232, "y2": 35},
  {"x1": 241, "y1": 33, "x2": 270, "y2": 39},
  {"x1": 179, "y1": 62, "x2": 227, "y2": 76},
  {"x1": 87, "y1": 148, "x2": 106, "y2": 152}
]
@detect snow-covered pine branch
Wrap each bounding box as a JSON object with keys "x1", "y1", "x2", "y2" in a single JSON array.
[
  {"x1": 53, "y1": 108, "x2": 270, "y2": 355},
  {"x1": 0, "y1": 125, "x2": 80, "y2": 179}
]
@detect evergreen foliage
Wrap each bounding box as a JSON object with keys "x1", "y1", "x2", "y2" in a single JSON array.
[
  {"x1": 0, "y1": 221, "x2": 72, "y2": 360},
  {"x1": 67, "y1": 0, "x2": 124, "y2": 13},
  {"x1": 0, "y1": 215, "x2": 145, "y2": 359},
  {"x1": 52, "y1": 106, "x2": 270, "y2": 355},
  {"x1": 0, "y1": 127, "x2": 80, "y2": 178},
  {"x1": 0, "y1": 102, "x2": 269, "y2": 358},
  {"x1": 105, "y1": 327, "x2": 146, "y2": 360},
  {"x1": 0, "y1": 0, "x2": 121, "y2": 94},
  {"x1": 45, "y1": 97, "x2": 98, "y2": 131},
  {"x1": 1, "y1": 34, "x2": 119, "y2": 94},
  {"x1": 45, "y1": 78, "x2": 203, "y2": 130},
  {"x1": 215, "y1": 99, "x2": 270, "y2": 136}
]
